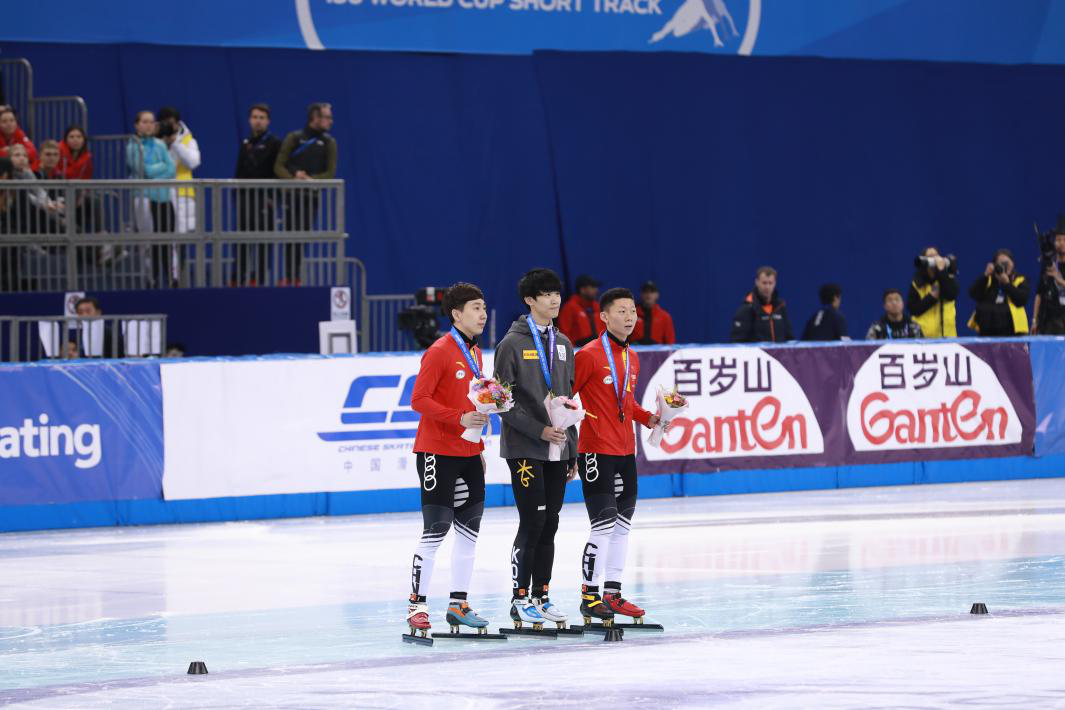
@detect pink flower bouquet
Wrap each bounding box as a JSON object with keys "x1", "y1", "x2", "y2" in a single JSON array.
[
  {"x1": 647, "y1": 386, "x2": 689, "y2": 448},
  {"x1": 543, "y1": 393, "x2": 586, "y2": 461},
  {"x1": 462, "y1": 377, "x2": 515, "y2": 442}
]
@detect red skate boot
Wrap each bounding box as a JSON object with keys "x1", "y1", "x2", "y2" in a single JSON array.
[
  {"x1": 603, "y1": 589, "x2": 664, "y2": 631},
  {"x1": 402, "y1": 597, "x2": 433, "y2": 646}
]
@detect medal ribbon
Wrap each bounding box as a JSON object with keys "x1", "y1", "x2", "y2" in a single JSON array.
[
  {"x1": 449, "y1": 326, "x2": 483, "y2": 379},
  {"x1": 526, "y1": 315, "x2": 555, "y2": 390},
  {"x1": 601, "y1": 332, "x2": 630, "y2": 422}
]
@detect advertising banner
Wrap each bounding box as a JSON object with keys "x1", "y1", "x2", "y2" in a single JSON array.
[
  {"x1": 161, "y1": 355, "x2": 511, "y2": 501},
  {"x1": 0, "y1": 363, "x2": 164, "y2": 506},
  {"x1": 636, "y1": 342, "x2": 1034, "y2": 473}
]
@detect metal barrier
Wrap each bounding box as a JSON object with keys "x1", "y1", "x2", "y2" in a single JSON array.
[
  {"x1": 0, "y1": 179, "x2": 347, "y2": 291},
  {"x1": 366, "y1": 294, "x2": 419, "y2": 352},
  {"x1": 89, "y1": 135, "x2": 141, "y2": 180},
  {"x1": 0, "y1": 59, "x2": 32, "y2": 132},
  {"x1": 0, "y1": 314, "x2": 168, "y2": 362},
  {"x1": 29, "y1": 96, "x2": 88, "y2": 142}
]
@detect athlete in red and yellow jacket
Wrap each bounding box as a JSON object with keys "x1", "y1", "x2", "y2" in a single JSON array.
[
  {"x1": 405, "y1": 283, "x2": 494, "y2": 640},
  {"x1": 571, "y1": 287, "x2": 661, "y2": 626}
]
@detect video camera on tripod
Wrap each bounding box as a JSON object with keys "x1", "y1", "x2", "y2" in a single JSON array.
[{"x1": 397, "y1": 287, "x2": 449, "y2": 350}]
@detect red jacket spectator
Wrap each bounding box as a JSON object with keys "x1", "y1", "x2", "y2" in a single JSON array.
[
  {"x1": 0, "y1": 108, "x2": 38, "y2": 171},
  {"x1": 559, "y1": 294, "x2": 604, "y2": 346},
  {"x1": 632, "y1": 303, "x2": 676, "y2": 344},
  {"x1": 59, "y1": 140, "x2": 93, "y2": 179}
]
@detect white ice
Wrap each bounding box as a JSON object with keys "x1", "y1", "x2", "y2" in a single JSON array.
[{"x1": 2, "y1": 479, "x2": 1065, "y2": 708}]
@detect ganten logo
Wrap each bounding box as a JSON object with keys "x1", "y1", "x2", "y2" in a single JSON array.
[{"x1": 316, "y1": 374, "x2": 501, "y2": 442}]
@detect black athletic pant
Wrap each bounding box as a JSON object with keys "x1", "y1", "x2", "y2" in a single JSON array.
[
  {"x1": 506, "y1": 458, "x2": 568, "y2": 598},
  {"x1": 410, "y1": 453, "x2": 485, "y2": 600},
  {"x1": 578, "y1": 452, "x2": 638, "y2": 594}
]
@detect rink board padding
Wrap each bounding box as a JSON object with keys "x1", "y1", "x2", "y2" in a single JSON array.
[{"x1": 2, "y1": 339, "x2": 1065, "y2": 532}]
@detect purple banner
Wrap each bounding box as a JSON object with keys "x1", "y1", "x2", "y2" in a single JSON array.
[{"x1": 634, "y1": 341, "x2": 1035, "y2": 475}]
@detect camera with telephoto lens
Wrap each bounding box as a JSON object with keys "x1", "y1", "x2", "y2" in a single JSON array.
[
  {"x1": 994, "y1": 262, "x2": 1006, "y2": 275},
  {"x1": 914, "y1": 253, "x2": 958, "y2": 275},
  {"x1": 1035, "y1": 220, "x2": 1059, "y2": 270}
]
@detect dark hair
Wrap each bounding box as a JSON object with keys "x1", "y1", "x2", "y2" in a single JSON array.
[
  {"x1": 993, "y1": 248, "x2": 1015, "y2": 263},
  {"x1": 883, "y1": 288, "x2": 903, "y2": 302},
  {"x1": 307, "y1": 102, "x2": 332, "y2": 124},
  {"x1": 599, "y1": 287, "x2": 635, "y2": 311},
  {"x1": 248, "y1": 103, "x2": 271, "y2": 118},
  {"x1": 63, "y1": 124, "x2": 87, "y2": 151},
  {"x1": 0, "y1": 157, "x2": 13, "y2": 178},
  {"x1": 157, "y1": 106, "x2": 181, "y2": 122},
  {"x1": 517, "y1": 268, "x2": 562, "y2": 306},
  {"x1": 756, "y1": 265, "x2": 777, "y2": 279},
  {"x1": 75, "y1": 296, "x2": 101, "y2": 313},
  {"x1": 818, "y1": 283, "x2": 842, "y2": 305},
  {"x1": 134, "y1": 110, "x2": 154, "y2": 125},
  {"x1": 442, "y1": 282, "x2": 484, "y2": 322},
  {"x1": 0, "y1": 106, "x2": 16, "y2": 122}
]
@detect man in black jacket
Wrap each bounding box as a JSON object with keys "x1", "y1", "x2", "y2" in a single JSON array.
[
  {"x1": 274, "y1": 102, "x2": 337, "y2": 285},
  {"x1": 235, "y1": 103, "x2": 281, "y2": 285},
  {"x1": 730, "y1": 266, "x2": 794, "y2": 343},
  {"x1": 866, "y1": 288, "x2": 923, "y2": 339},
  {"x1": 802, "y1": 283, "x2": 848, "y2": 341}
]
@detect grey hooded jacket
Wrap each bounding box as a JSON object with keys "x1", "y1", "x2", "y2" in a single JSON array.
[{"x1": 493, "y1": 317, "x2": 578, "y2": 461}]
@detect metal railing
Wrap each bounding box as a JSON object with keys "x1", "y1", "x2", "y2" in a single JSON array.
[
  {"x1": 366, "y1": 294, "x2": 419, "y2": 352},
  {"x1": 89, "y1": 135, "x2": 141, "y2": 180},
  {"x1": 0, "y1": 179, "x2": 347, "y2": 291},
  {"x1": 0, "y1": 59, "x2": 32, "y2": 133},
  {"x1": 29, "y1": 96, "x2": 88, "y2": 142},
  {"x1": 0, "y1": 314, "x2": 168, "y2": 362}
]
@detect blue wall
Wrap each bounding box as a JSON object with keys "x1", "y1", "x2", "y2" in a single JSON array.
[{"x1": 4, "y1": 41, "x2": 1065, "y2": 344}]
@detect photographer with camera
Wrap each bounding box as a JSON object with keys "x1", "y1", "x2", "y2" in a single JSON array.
[
  {"x1": 1032, "y1": 227, "x2": 1065, "y2": 335},
  {"x1": 907, "y1": 247, "x2": 959, "y2": 338},
  {"x1": 968, "y1": 249, "x2": 1029, "y2": 337}
]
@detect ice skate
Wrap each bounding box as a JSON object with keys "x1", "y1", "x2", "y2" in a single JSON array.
[
  {"x1": 579, "y1": 587, "x2": 615, "y2": 626},
  {"x1": 402, "y1": 601, "x2": 434, "y2": 646},
  {"x1": 433, "y1": 601, "x2": 506, "y2": 641},
  {"x1": 603, "y1": 591, "x2": 664, "y2": 631},
  {"x1": 500, "y1": 597, "x2": 558, "y2": 638},
  {"x1": 533, "y1": 595, "x2": 583, "y2": 636}
]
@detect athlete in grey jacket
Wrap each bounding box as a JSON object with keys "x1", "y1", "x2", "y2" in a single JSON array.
[{"x1": 494, "y1": 268, "x2": 578, "y2": 632}]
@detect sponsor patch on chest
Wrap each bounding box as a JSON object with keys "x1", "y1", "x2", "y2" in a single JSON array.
[
  {"x1": 556, "y1": 345, "x2": 567, "y2": 361},
  {"x1": 523, "y1": 350, "x2": 539, "y2": 360}
]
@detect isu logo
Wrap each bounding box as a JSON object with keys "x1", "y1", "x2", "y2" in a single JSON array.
[
  {"x1": 642, "y1": 348, "x2": 824, "y2": 461},
  {"x1": 846, "y1": 343, "x2": 1022, "y2": 451}
]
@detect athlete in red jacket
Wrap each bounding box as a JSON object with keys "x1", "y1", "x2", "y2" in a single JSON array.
[
  {"x1": 572, "y1": 287, "x2": 662, "y2": 626},
  {"x1": 405, "y1": 283, "x2": 494, "y2": 642}
]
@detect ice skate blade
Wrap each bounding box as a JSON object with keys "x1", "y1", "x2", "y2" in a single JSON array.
[
  {"x1": 500, "y1": 627, "x2": 559, "y2": 638},
  {"x1": 553, "y1": 627, "x2": 585, "y2": 636},
  {"x1": 402, "y1": 633, "x2": 434, "y2": 647},
  {"x1": 432, "y1": 631, "x2": 507, "y2": 640},
  {"x1": 578, "y1": 621, "x2": 664, "y2": 632}
]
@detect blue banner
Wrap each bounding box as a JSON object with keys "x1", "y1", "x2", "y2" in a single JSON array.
[
  {"x1": 6, "y1": 0, "x2": 1065, "y2": 65},
  {"x1": 1030, "y1": 338, "x2": 1065, "y2": 457},
  {"x1": 0, "y1": 363, "x2": 164, "y2": 506}
]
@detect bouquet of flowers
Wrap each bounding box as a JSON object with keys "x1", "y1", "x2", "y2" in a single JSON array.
[
  {"x1": 647, "y1": 386, "x2": 689, "y2": 448},
  {"x1": 543, "y1": 393, "x2": 586, "y2": 461},
  {"x1": 462, "y1": 377, "x2": 515, "y2": 442}
]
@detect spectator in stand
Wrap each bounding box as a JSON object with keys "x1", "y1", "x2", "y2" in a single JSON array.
[
  {"x1": 866, "y1": 289, "x2": 923, "y2": 339},
  {"x1": 58, "y1": 126, "x2": 100, "y2": 234},
  {"x1": 74, "y1": 296, "x2": 116, "y2": 358},
  {"x1": 59, "y1": 126, "x2": 93, "y2": 179},
  {"x1": 35, "y1": 140, "x2": 62, "y2": 180},
  {"x1": 968, "y1": 249, "x2": 1029, "y2": 337},
  {"x1": 127, "y1": 110, "x2": 177, "y2": 286},
  {"x1": 158, "y1": 106, "x2": 200, "y2": 235},
  {"x1": 908, "y1": 246, "x2": 959, "y2": 337},
  {"x1": 9, "y1": 143, "x2": 63, "y2": 233},
  {"x1": 802, "y1": 283, "x2": 849, "y2": 341},
  {"x1": 632, "y1": 280, "x2": 676, "y2": 344},
  {"x1": 730, "y1": 266, "x2": 794, "y2": 343},
  {"x1": 0, "y1": 107, "x2": 37, "y2": 170},
  {"x1": 0, "y1": 157, "x2": 14, "y2": 290},
  {"x1": 558, "y1": 274, "x2": 604, "y2": 346},
  {"x1": 274, "y1": 102, "x2": 337, "y2": 285},
  {"x1": 165, "y1": 343, "x2": 186, "y2": 358},
  {"x1": 235, "y1": 103, "x2": 281, "y2": 285}
]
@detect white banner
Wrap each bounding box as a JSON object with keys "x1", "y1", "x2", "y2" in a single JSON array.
[
  {"x1": 161, "y1": 355, "x2": 510, "y2": 500},
  {"x1": 638, "y1": 347, "x2": 824, "y2": 460},
  {"x1": 846, "y1": 343, "x2": 1022, "y2": 452}
]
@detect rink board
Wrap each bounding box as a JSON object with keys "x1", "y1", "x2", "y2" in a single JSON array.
[{"x1": 2, "y1": 338, "x2": 1065, "y2": 532}]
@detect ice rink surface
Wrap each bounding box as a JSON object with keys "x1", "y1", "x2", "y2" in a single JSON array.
[{"x1": 2, "y1": 479, "x2": 1065, "y2": 709}]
